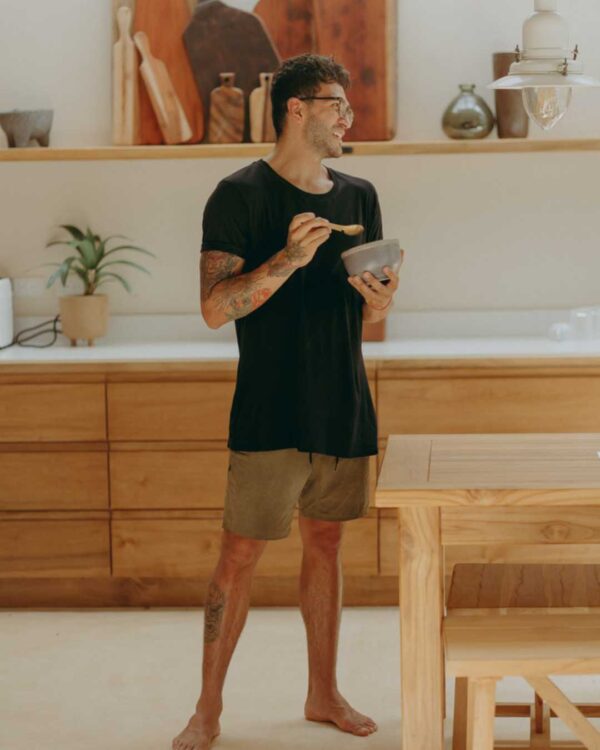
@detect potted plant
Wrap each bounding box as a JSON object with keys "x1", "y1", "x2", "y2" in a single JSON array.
[{"x1": 43, "y1": 224, "x2": 155, "y2": 346}]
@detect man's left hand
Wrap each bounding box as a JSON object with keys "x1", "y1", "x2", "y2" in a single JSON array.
[{"x1": 348, "y1": 266, "x2": 399, "y2": 310}]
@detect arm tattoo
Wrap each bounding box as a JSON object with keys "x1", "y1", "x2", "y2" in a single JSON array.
[
  {"x1": 211, "y1": 276, "x2": 272, "y2": 321},
  {"x1": 281, "y1": 241, "x2": 308, "y2": 267},
  {"x1": 204, "y1": 582, "x2": 226, "y2": 644},
  {"x1": 201, "y1": 251, "x2": 244, "y2": 304},
  {"x1": 266, "y1": 243, "x2": 304, "y2": 277}
]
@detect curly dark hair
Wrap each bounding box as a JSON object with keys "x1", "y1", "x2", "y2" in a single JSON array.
[{"x1": 270, "y1": 53, "x2": 350, "y2": 138}]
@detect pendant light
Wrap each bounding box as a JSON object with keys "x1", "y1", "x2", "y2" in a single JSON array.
[{"x1": 489, "y1": 0, "x2": 600, "y2": 130}]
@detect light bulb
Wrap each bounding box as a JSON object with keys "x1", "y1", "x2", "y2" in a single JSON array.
[{"x1": 521, "y1": 86, "x2": 572, "y2": 130}]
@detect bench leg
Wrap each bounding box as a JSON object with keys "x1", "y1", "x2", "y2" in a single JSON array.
[
  {"x1": 467, "y1": 678, "x2": 497, "y2": 750},
  {"x1": 453, "y1": 677, "x2": 468, "y2": 750},
  {"x1": 527, "y1": 677, "x2": 600, "y2": 750}
]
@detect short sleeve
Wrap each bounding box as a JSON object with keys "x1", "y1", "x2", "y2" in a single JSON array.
[
  {"x1": 365, "y1": 186, "x2": 383, "y2": 243},
  {"x1": 201, "y1": 180, "x2": 250, "y2": 258}
]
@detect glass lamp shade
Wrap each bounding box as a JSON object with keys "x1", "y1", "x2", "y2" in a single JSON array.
[{"x1": 522, "y1": 86, "x2": 572, "y2": 129}]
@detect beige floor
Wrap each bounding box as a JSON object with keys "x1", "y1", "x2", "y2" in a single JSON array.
[{"x1": 1, "y1": 606, "x2": 599, "y2": 749}]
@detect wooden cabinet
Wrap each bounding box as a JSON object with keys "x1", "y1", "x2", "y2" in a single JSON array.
[
  {"x1": 111, "y1": 511, "x2": 378, "y2": 578},
  {"x1": 110, "y1": 445, "x2": 229, "y2": 509},
  {"x1": 0, "y1": 383, "x2": 106, "y2": 441},
  {"x1": 3, "y1": 357, "x2": 600, "y2": 605},
  {"x1": 0, "y1": 447, "x2": 109, "y2": 511},
  {"x1": 107, "y1": 382, "x2": 234, "y2": 440},
  {"x1": 376, "y1": 358, "x2": 600, "y2": 579},
  {"x1": 378, "y1": 374, "x2": 600, "y2": 435},
  {"x1": 0, "y1": 512, "x2": 110, "y2": 577}
]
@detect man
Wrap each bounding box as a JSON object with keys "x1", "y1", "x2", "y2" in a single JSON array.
[{"x1": 172, "y1": 53, "x2": 399, "y2": 750}]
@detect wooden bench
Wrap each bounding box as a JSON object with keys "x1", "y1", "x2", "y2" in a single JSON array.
[{"x1": 447, "y1": 564, "x2": 600, "y2": 749}]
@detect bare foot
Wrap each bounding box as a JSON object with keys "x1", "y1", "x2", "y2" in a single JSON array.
[
  {"x1": 305, "y1": 691, "x2": 378, "y2": 737},
  {"x1": 171, "y1": 712, "x2": 221, "y2": 750}
]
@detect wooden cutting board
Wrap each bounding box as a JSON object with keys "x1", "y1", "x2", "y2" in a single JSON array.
[
  {"x1": 112, "y1": 5, "x2": 139, "y2": 145},
  {"x1": 312, "y1": 0, "x2": 396, "y2": 141},
  {"x1": 209, "y1": 73, "x2": 244, "y2": 143},
  {"x1": 134, "y1": 31, "x2": 193, "y2": 144},
  {"x1": 253, "y1": 0, "x2": 315, "y2": 59},
  {"x1": 183, "y1": 0, "x2": 280, "y2": 142},
  {"x1": 133, "y1": 0, "x2": 204, "y2": 144},
  {"x1": 249, "y1": 72, "x2": 275, "y2": 143}
]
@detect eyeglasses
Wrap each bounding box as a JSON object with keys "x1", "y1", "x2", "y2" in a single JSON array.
[{"x1": 297, "y1": 96, "x2": 354, "y2": 125}]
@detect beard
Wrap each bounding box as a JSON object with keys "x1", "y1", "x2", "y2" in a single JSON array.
[{"x1": 305, "y1": 114, "x2": 343, "y2": 158}]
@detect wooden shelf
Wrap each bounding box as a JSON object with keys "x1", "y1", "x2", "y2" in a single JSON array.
[{"x1": 2, "y1": 138, "x2": 600, "y2": 161}]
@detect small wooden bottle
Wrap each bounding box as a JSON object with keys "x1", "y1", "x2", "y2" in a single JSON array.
[
  {"x1": 249, "y1": 72, "x2": 276, "y2": 143},
  {"x1": 208, "y1": 73, "x2": 244, "y2": 143}
]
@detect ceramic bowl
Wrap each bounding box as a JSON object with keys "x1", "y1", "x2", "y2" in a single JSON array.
[{"x1": 341, "y1": 239, "x2": 403, "y2": 282}]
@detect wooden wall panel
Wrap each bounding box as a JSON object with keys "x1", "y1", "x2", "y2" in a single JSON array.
[
  {"x1": 107, "y1": 382, "x2": 234, "y2": 440},
  {"x1": 0, "y1": 451, "x2": 109, "y2": 510},
  {"x1": 110, "y1": 449, "x2": 229, "y2": 509},
  {"x1": 0, "y1": 384, "x2": 106, "y2": 442}
]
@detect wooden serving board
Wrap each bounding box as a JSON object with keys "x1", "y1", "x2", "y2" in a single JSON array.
[
  {"x1": 183, "y1": 0, "x2": 280, "y2": 142},
  {"x1": 253, "y1": 0, "x2": 315, "y2": 59},
  {"x1": 112, "y1": 5, "x2": 139, "y2": 145},
  {"x1": 249, "y1": 72, "x2": 276, "y2": 143},
  {"x1": 134, "y1": 31, "x2": 192, "y2": 144},
  {"x1": 312, "y1": 0, "x2": 397, "y2": 141},
  {"x1": 112, "y1": 0, "x2": 136, "y2": 44},
  {"x1": 133, "y1": 0, "x2": 204, "y2": 144},
  {"x1": 209, "y1": 73, "x2": 244, "y2": 143}
]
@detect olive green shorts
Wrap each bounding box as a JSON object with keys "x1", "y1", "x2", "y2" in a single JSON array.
[{"x1": 223, "y1": 448, "x2": 370, "y2": 540}]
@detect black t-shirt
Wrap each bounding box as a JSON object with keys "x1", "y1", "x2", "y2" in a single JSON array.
[{"x1": 201, "y1": 159, "x2": 382, "y2": 458}]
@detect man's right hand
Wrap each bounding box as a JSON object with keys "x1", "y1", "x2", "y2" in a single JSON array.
[{"x1": 283, "y1": 213, "x2": 332, "y2": 268}]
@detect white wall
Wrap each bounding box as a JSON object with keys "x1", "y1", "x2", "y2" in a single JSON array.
[{"x1": 1, "y1": 0, "x2": 600, "y2": 317}]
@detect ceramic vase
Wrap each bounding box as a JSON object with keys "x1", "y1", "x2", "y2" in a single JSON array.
[{"x1": 442, "y1": 84, "x2": 494, "y2": 140}]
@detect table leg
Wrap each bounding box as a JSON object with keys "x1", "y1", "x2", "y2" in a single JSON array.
[{"x1": 399, "y1": 507, "x2": 444, "y2": 750}]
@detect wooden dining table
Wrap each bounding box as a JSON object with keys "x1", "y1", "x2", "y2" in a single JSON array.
[{"x1": 375, "y1": 432, "x2": 600, "y2": 750}]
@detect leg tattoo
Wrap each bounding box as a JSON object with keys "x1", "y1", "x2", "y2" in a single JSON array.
[{"x1": 204, "y1": 582, "x2": 226, "y2": 644}]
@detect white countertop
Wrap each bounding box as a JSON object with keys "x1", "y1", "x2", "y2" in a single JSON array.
[
  {"x1": 3, "y1": 310, "x2": 600, "y2": 363},
  {"x1": 3, "y1": 337, "x2": 600, "y2": 364}
]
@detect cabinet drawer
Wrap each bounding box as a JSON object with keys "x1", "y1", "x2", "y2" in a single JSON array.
[
  {"x1": 378, "y1": 376, "x2": 600, "y2": 436},
  {"x1": 0, "y1": 384, "x2": 106, "y2": 442},
  {"x1": 107, "y1": 382, "x2": 234, "y2": 440},
  {"x1": 112, "y1": 516, "x2": 378, "y2": 577},
  {"x1": 0, "y1": 516, "x2": 110, "y2": 577},
  {"x1": 0, "y1": 451, "x2": 109, "y2": 510},
  {"x1": 110, "y1": 450, "x2": 229, "y2": 509}
]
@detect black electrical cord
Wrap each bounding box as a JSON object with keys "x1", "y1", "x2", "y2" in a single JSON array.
[{"x1": 0, "y1": 315, "x2": 62, "y2": 350}]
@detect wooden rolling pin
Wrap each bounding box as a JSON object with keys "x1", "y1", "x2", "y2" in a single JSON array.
[{"x1": 133, "y1": 31, "x2": 192, "y2": 144}]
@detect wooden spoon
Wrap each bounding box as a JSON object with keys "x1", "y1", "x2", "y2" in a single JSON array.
[{"x1": 328, "y1": 222, "x2": 364, "y2": 236}]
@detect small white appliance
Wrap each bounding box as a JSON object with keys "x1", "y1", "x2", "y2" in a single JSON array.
[{"x1": 0, "y1": 277, "x2": 14, "y2": 347}]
